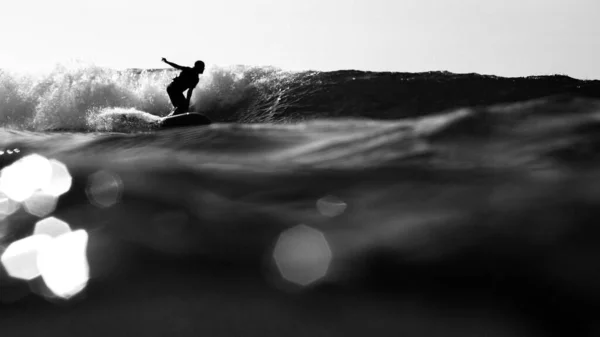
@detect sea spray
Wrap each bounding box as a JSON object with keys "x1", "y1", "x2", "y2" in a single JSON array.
[
  {"x1": 31, "y1": 64, "x2": 172, "y2": 130},
  {"x1": 85, "y1": 107, "x2": 161, "y2": 133},
  {"x1": 0, "y1": 63, "x2": 304, "y2": 131}
]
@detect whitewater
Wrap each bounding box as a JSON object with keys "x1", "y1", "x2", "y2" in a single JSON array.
[{"x1": 1, "y1": 62, "x2": 600, "y2": 337}]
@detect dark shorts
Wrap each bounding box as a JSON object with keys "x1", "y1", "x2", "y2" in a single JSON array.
[{"x1": 167, "y1": 82, "x2": 188, "y2": 113}]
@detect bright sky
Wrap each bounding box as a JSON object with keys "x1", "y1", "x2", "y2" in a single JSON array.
[{"x1": 1, "y1": 0, "x2": 599, "y2": 79}]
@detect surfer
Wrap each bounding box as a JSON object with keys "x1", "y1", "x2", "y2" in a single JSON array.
[{"x1": 161, "y1": 58, "x2": 205, "y2": 116}]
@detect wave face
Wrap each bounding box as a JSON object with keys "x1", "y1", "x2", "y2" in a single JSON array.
[{"x1": 1, "y1": 63, "x2": 598, "y2": 131}]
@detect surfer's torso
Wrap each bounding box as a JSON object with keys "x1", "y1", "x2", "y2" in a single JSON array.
[{"x1": 172, "y1": 67, "x2": 199, "y2": 89}]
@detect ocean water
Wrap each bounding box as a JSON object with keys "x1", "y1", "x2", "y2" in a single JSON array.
[{"x1": 1, "y1": 63, "x2": 600, "y2": 336}]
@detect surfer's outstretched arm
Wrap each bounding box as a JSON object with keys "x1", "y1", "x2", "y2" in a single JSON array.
[{"x1": 161, "y1": 58, "x2": 184, "y2": 70}]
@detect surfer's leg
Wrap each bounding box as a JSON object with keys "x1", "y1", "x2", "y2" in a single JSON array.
[
  {"x1": 166, "y1": 84, "x2": 178, "y2": 109},
  {"x1": 167, "y1": 84, "x2": 187, "y2": 112},
  {"x1": 173, "y1": 107, "x2": 186, "y2": 115}
]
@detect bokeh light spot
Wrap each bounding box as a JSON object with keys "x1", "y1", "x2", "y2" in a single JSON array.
[
  {"x1": 1, "y1": 234, "x2": 52, "y2": 281},
  {"x1": 40, "y1": 159, "x2": 72, "y2": 197},
  {"x1": 29, "y1": 277, "x2": 59, "y2": 300},
  {"x1": 24, "y1": 192, "x2": 58, "y2": 218},
  {"x1": 86, "y1": 170, "x2": 122, "y2": 208},
  {"x1": 316, "y1": 195, "x2": 347, "y2": 218},
  {"x1": 0, "y1": 192, "x2": 21, "y2": 218},
  {"x1": 0, "y1": 154, "x2": 53, "y2": 202},
  {"x1": 38, "y1": 230, "x2": 89, "y2": 299},
  {"x1": 34, "y1": 217, "x2": 72, "y2": 238},
  {"x1": 273, "y1": 224, "x2": 332, "y2": 287}
]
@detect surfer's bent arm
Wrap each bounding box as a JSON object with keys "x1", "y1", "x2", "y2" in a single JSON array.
[{"x1": 161, "y1": 58, "x2": 184, "y2": 70}]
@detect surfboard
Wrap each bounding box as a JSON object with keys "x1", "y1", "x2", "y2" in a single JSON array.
[{"x1": 158, "y1": 112, "x2": 212, "y2": 129}]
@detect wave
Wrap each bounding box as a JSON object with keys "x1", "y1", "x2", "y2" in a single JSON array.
[{"x1": 1, "y1": 62, "x2": 599, "y2": 132}]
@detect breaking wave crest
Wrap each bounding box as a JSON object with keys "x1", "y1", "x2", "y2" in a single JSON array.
[
  {"x1": 0, "y1": 62, "x2": 302, "y2": 131},
  {"x1": 0, "y1": 61, "x2": 598, "y2": 132}
]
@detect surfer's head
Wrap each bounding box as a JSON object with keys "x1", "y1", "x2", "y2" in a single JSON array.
[{"x1": 194, "y1": 60, "x2": 205, "y2": 74}]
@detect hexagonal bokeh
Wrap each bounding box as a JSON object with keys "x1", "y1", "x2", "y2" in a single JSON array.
[
  {"x1": 0, "y1": 192, "x2": 20, "y2": 219},
  {"x1": 272, "y1": 224, "x2": 332, "y2": 287},
  {"x1": 24, "y1": 192, "x2": 59, "y2": 218},
  {"x1": 41, "y1": 159, "x2": 72, "y2": 197},
  {"x1": 34, "y1": 217, "x2": 72, "y2": 238},
  {"x1": 0, "y1": 234, "x2": 52, "y2": 280},
  {"x1": 0, "y1": 154, "x2": 53, "y2": 202},
  {"x1": 316, "y1": 195, "x2": 347, "y2": 218},
  {"x1": 86, "y1": 170, "x2": 123, "y2": 208},
  {"x1": 38, "y1": 229, "x2": 89, "y2": 299}
]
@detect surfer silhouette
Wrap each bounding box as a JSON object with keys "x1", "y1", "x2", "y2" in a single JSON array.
[{"x1": 161, "y1": 58, "x2": 205, "y2": 116}]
